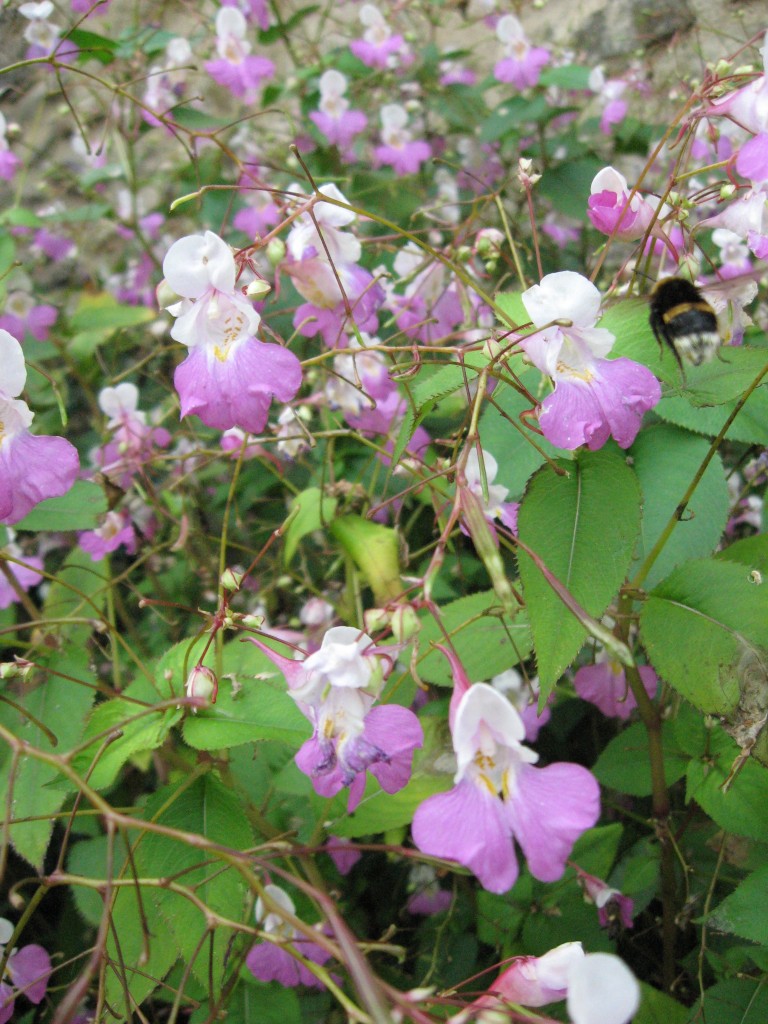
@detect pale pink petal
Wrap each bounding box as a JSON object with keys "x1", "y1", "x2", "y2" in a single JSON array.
[
  {"x1": 7, "y1": 944, "x2": 51, "y2": 1003},
  {"x1": 363, "y1": 704, "x2": 423, "y2": 793},
  {"x1": 412, "y1": 780, "x2": 519, "y2": 894},
  {"x1": 506, "y1": 763, "x2": 601, "y2": 882},
  {"x1": 0, "y1": 432, "x2": 80, "y2": 525}
]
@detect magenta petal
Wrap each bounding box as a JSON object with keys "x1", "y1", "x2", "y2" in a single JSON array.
[
  {"x1": 174, "y1": 338, "x2": 302, "y2": 433},
  {"x1": 364, "y1": 704, "x2": 423, "y2": 794},
  {"x1": 412, "y1": 780, "x2": 519, "y2": 893},
  {"x1": 0, "y1": 984, "x2": 13, "y2": 1024},
  {"x1": 245, "y1": 638, "x2": 308, "y2": 690},
  {"x1": 0, "y1": 432, "x2": 80, "y2": 524},
  {"x1": 7, "y1": 944, "x2": 50, "y2": 1004},
  {"x1": 506, "y1": 763, "x2": 601, "y2": 882}
]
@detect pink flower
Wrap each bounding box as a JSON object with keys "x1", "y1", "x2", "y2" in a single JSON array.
[
  {"x1": 325, "y1": 836, "x2": 362, "y2": 875},
  {"x1": 204, "y1": 7, "x2": 274, "y2": 100},
  {"x1": 587, "y1": 167, "x2": 657, "y2": 241},
  {"x1": 0, "y1": 113, "x2": 20, "y2": 182},
  {"x1": 0, "y1": 291, "x2": 57, "y2": 342},
  {"x1": 162, "y1": 231, "x2": 302, "y2": 433},
  {"x1": 372, "y1": 104, "x2": 431, "y2": 176},
  {"x1": 411, "y1": 664, "x2": 600, "y2": 893},
  {"x1": 574, "y1": 656, "x2": 657, "y2": 719},
  {"x1": 493, "y1": 14, "x2": 549, "y2": 89},
  {"x1": 95, "y1": 383, "x2": 170, "y2": 488},
  {"x1": 0, "y1": 539, "x2": 43, "y2": 611},
  {"x1": 246, "y1": 885, "x2": 332, "y2": 989},
  {"x1": 520, "y1": 272, "x2": 661, "y2": 451},
  {"x1": 349, "y1": 3, "x2": 410, "y2": 70},
  {"x1": 708, "y1": 33, "x2": 768, "y2": 133},
  {"x1": 79, "y1": 510, "x2": 137, "y2": 561},
  {"x1": 573, "y1": 866, "x2": 634, "y2": 933},
  {"x1": 459, "y1": 942, "x2": 640, "y2": 1024},
  {"x1": 0, "y1": 330, "x2": 79, "y2": 525},
  {"x1": 309, "y1": 70, "x2": 368, "y2": 152},
  {"x1": 249, "y1": 626, "x2": 423, "y2": 811},
  {"x1": 405, "y1": 865, "x2": 452, "y2": 916},
  {"x1": 490, "y1": 668, "x2": 549, "y2": 741},
  {"x1": 0, "y1": 918, "x2": 51, "y2": 1024},
  {"x1": 736, "y1": 131, "x2": 768, "y2": 184}
]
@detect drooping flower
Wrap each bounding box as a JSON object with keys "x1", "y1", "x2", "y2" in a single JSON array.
[
  {"x1": 0, "y1": 917, "x2": 51, "y2": 1024},
  {"x1": 162, "y1": 231, "x2": 302, "y2": 433},
  {"x1": 250, "y1": 627, "x2": 423, "y2": 811},
  {"x1": 411, "y1": 665, "x2": 600, "y2": 894},
  {"x1": 78, "y1": 510, "x2": 137, "y2": 562},
  {"x1": 0, "y1": 330, "x2": 80, "y2": 525},
  {"x1": 388, "y1": 242, "x2": 465, "y2": 344},
  {"x1": 245, "y1": 884, "x2": 332, "y2": 989},
  {"x1": 493, "y1": 14, "x2": 549, "y2": 89},
  {"x1": 573, "y1": 653, "x2": 657, "y2": 719},
  {"x1": 372, "y1": 104, "x2": 431, "y2": 176},
  {"x1": 204, "y1": 6, "x2": 274, "y2": 100},
  {"x1": 519, "y1": 271, "x2": 661, "y2": 451},
  {"x1": 572, "y1": 865, "x2": 635, "y2": 933},
  {"x1": 587, "y1": 167, "x2": 657, "y2": 241},
  {"x1": 455, "y1": 942, "x2": 640, "y2": 1024}
]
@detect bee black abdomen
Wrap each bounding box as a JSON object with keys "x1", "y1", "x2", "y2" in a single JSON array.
[{"x1": 649, "y1": 277, "x2": 721, "y2": 368}]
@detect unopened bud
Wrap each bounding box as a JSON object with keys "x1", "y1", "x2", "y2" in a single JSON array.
[
  {"x1": 185, "y1": 664, "x2": 218, "y2": 711},
  {"x1": 517, "y1": 157, "x2": 541, "y2": 189},
  {"x1": 720, "y1": 182, "x2": 736, "y2": 200},
  {"x1": 156, "y1": 279, "x2": 179, "y2": 310},
  {"x1": 221, "y1": 568, "x2": 244, "y2": 591},
  {"x1": 364, "y1": 607, "x2": 390, "y2": 635},
  {"x1": 0, "y1": 659, "x2": 33, "y2": 680},
  {"x1": 246, "y1": 278, "x2": 272, "y2": 300},
  {"x1": 391, "y1": 605, "x2": 420, "y2": 644},
  {"x1": 266, "y1": 238, "x2": 286, "y2": 267}
]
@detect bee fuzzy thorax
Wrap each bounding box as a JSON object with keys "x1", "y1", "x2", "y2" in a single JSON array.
[{"x1": 649, "y1": 276, "x2": 721, "y2": 369}]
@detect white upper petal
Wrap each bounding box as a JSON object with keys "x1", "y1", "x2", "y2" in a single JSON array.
[
  {"x1": 163, "y1": 231, "x2": 236, "y2": 299},
  {"x1": 0, "y1": 330, "x2": 27, "y2": 398},
  {"x1": 536, "y1": 942, "x2": 585, "y2": 990},
  {"x1": 590, "y1": 166, "x2": 629, "y2": 196},
  {"x1": 566, "y1": 953, "x2": 640, "y2": 1024},
  {"x1": 453, "y1": 682, "x2": 527, "y2": 768},
  {"x1": 522, "y1": 271, "x2": 603, "y2": 330},
  {"x1": 99, "y1": 382, "x2": 139, "y2": 421}
]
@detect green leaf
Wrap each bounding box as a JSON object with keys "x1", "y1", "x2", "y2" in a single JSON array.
[
  {"x1": 656, "y1": 386, "x2": 768, "y2": 445},
  {"x1": 593, "y1": 721, "x2": 689, "y2": 796},
  {"x1": 68, "y1": 293, "x2": 155, "y2": 358},
  {"x1": 683, "y1": 347, "x2": 768, "y2": 407},
  {"x1": 686, "y1": 727, "x2": 768, "y2": 842},
  {"x1": 640, "y1": 558, "x2": 768, "y2": 714},
  {"x1": 517, "y1": 448, "x2": 642, "y2": 692},
  {"x1": 65, "y1": 27, "x2": 118, "y2": 64},
  {"x1": 14, "y1": 480, "x2": 108, "y2": 532},
  {"x1": 72, "y1": 692, "x2": 183, "y2": 791},
  {"x1": 539, "y1": 65, "x2": 592, "y2": 89},
  {"x1": 629, "y1": 423, "x2": 730, "y2": 589},
  {"x1": 690, "y1": 978, "x2": 768, "y2": 1024},
  {"x1": 416, "y1": 590, "x2": 532, "y2": 686},
  {"x1": 327, "y1": 769, "x2": 448, "y2": 838},
  {"x1": 716, "y1": 533, "x2": 768, "y2": 575},
  {"x1": 283, "y1": 487, "x2": 337, "y2": 564},
  {"x1": 539, "y1": 157, "x2": 604, "y2": 219},
  {"x1": 0, "y1": 230, "x2": 16, "y2": 285},
  {"x1": 330, "y1": 515, "x2": 402, "y2": 605},
  {"x1": 635, "y1": 984, "x2": 690, "y2": 1024},
  {"x1": 137, "y1": 773, "x2": 254, "y2": 989},
  {"x1": 479, "y1": 95, "x2": 551, "y2": 142},
  {"x1": 708, "y1": 864, "x2": 768, "y2": 943}
]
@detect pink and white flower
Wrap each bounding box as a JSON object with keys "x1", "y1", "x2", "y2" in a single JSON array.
[
  {"x1": 162, "y1": 231, "x2": 302, "y2": 433},
  {"x1": 708, "y1": 32, "x2": 768, "y2": 133},
  {"x1": 249, "y1": 627, "x2": 423, "y2": 811},
  {"x1": 95, "y1": 382, "x2": 170, "y2": 488},
  {"x1": 79, "y1": 510, "x2": 137, "y2": 562},
  {"x1": 349, "y1": 3, "x2": 411, "y2": 70},
  {"x1": 0, "y1": 917, "x2": 51, "y2": 1024},
  {"x1": 574, "y1": 654, "x2": 657, "y2": 719},
  {"x1": 0, "y1": 291, "x2": 57, "y2": 342},
  {"x1": 519, "y1": 271, "x2": 661, "y2": 451},
  {"x1": 372, "y1": 104, "x2": 431, "y2": 176},
  {"x1": 246, "y1": 884, "x2": 332, "y2": 989},
  {"x1": 490, "y1": 667, "x2": 549, "y2": 741},
  {"x1": 204, "y1": 6, "x2": 274, "y2": 100},
  {"x1": 0, "y1": 330, "x2": 79, "y2": 525},
  {"x1": 411, "y1": 666, "x2": 600, "y2": 894},
  {"x1": 309, "y1": 70, "x2": 368, "y2": 153},
  {"x1": 0, "y1": 535, "x2": 43, "y2": 611},
  {"x1": 493, "y1": 14, "x2": 549, "y2": 89},
  {"x1": 0, "y1": 113, "x2": 20, "y2": 182},
  {"x1": 457, "y1": 942, "x2": 640, "y2": 1024},
  {"x1": 587, "y1": 167, "x2": 657, "y2": 241},
  {"x1": 463, "y1": 448, "x2": 519, "y2": 537}
]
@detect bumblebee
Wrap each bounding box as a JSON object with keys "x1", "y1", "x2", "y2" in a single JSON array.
[{"x1": 648, "y1": 277, "x2": 721, "y2": 370}]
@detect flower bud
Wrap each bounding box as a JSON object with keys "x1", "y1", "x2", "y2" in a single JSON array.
[
  {"x1": 220, "y1": 567, "x2": 244, "y2": 591},
  {"x1": 246, "y1": 278, "x2": 272, "y2": 300},
  {"x1": 391, "y1": 604, "x2": 420, "y2": 644},
  {"x1": 185, "y1": 664, "x2": 218, "y2": 710},
  {"x1": 266, "y1": 238, "x2": 286, "y2": 267}
]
